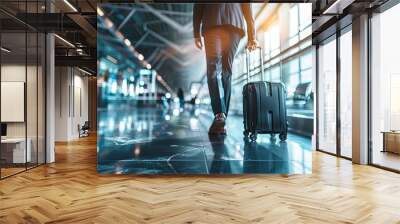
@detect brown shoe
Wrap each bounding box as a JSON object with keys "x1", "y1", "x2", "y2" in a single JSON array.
[{"x1": 208, "y1": 113, "x2": 226, "y2": 135}]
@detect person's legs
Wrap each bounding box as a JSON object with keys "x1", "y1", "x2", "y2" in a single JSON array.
[
  {"x1": 204, "y1": 29, "x2": 225, "y2": 115},
  {"x1": 221, "y1": 28, "x2": 242, "y2": 116},
  {"x1": 204, "y1": 27, "x2": 241, "y2": 134},
  {"x1": 204, "y1": 28, "x2": 228, "y2": 135}
]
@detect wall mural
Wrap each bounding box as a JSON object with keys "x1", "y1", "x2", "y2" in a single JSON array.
[{"x1": 97, "y1": 3, "x2": 313, "y2": 175}]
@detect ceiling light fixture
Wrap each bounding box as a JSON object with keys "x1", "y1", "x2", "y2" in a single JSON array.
[
  {"x1": 54, "y1": 34, "x2": 75, "y2": 48},
  {"x1": 76, "y1": 49, "x2": 83, "y2": 55},
  {"x1": 63, "y1": 0, "x2": 78, "y2": 12},
  {"x1": 105, "y1": 18, "x2": 114, "y2": 28},
  {"x1": 97, "y1": 7, "x2": 104, "y2": 16},
  {"x1": 146, "y1": 64, "x2": 152, "y2": 70},
  {"x1": 106, "y1": 55, "x2": 118, "y2": 64},
  {"x1": 124, "y1": 39, "x2": 131, "y2": 47},
  {"x1": 78, "y1": 67, "x2": 93, "y2": 76},
  {"x1": 138, "y1": 54, "x2": 144, "y2": 61},
  {"x1": 1, "y1": 47, "x2": 11, "y2": 53},
  {"x1": 322, "y1": 0, "x2": 353, "y2": 15}
]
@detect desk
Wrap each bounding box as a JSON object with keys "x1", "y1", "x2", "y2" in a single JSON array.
[
  {"x1": 1, "y1": 138, "x2": 31, "y2": 163},
  {"x1": 382, "y1": 131, "x2": 400, "y2": 154}
]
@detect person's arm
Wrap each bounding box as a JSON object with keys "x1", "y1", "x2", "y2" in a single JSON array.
[
  {"x1": 241, "y1": 3, "x2": 256, "y2": 41},
  {"x1": 193, "y1": 4, "x2": 203, "y2": 39}
]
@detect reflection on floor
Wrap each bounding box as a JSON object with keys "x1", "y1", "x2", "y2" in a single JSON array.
[
  {"x1": 373, "y1": 150, "x2": 400, "y2": 171},
  {"x1": 98, "y1": 105, "x2": 312, "y2": 174},
  {"x1": 0, "y1": 162, "x2": 40, "y2": 179},
  {"x1": 0, "y1": 167, "x2": 25, "y2": 178}
]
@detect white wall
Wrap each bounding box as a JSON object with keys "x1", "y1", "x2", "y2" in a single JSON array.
[
  {"x1": 1, "y1": 63, "x2": 46, "y2": 164},
  {"x1": 1, "y1": 65, "x2": 27, "y2": 141},
  {"x1": 54, "y1": 67, "x2": 89, "y2": 141},
  {"x1": 1, "y1": 65, "x2": 36, "y2": 137}
]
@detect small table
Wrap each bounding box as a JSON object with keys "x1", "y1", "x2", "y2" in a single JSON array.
[
  {"x1": 382, "y1": 131, "x2": 400, "y2": 154},
  {"x1": 1, "y1": 138, "x2": 31, "y2": 164}
]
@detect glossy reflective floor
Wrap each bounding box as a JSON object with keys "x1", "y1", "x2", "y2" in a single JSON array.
[
  {"x1": 98, "y1": 104, "x2": 312, "y2": 174},
  {"x1": 372, "y1": 150, "x2": 400, "y2": 171}
]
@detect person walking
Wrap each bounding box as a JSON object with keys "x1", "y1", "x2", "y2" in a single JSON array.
[
  {"x1": 193, "y1": 3, "x2": 258, "y2": 135},
  {"x1": 177, "y1": 88, "x2": 185, "y2": 109}
]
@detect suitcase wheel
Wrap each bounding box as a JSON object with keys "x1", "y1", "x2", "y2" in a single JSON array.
[
  {"x1": 250, "y1": 133, "x2": 257, "y2": 141},
  {"x1": 279, "y1": 133, "x2": 287, "y2": 141}
]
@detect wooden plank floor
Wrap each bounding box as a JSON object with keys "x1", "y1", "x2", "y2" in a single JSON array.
[{"x1": 1, "y1": 135, "x2": 400, "y2": 224}]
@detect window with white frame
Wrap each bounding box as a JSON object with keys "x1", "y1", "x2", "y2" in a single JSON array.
[
  {"x1": 299, "y1": 3, "x2": 312, "y2": 39},
  {"x1": 270, "y1": 66, "x2": 281, "y2": 82},
  {"x1": 289, "y1": 4, "x2": 300, "y2": 46},
  {"x1": 300, "y1": 52, "x2": 312, "y2": 83},
  {"x1": 264, "y1": 31, "x2": 271, "y2": 60},
  {"x1": 289, "y1": 3, "x2": 312, "y2": 46},
  {"x1": 270, "y1": 24, "x2": 280, "y2": 57}
]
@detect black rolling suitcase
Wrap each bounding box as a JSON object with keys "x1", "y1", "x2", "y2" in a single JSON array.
[{"x1": 242, "y1": 47, "x2": 288, "y2": 141}]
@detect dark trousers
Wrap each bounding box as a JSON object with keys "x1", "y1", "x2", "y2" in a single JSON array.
[{"x1": 204, "y1": 26, "x2": 242, "y2": 116}]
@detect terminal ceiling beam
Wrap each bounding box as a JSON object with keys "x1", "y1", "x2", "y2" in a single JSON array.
[{"x1": 138, "y1": 3, "x2": 192, "y2": 34}]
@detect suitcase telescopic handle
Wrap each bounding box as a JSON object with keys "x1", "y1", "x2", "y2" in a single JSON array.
[{"x1": 245, "y1": 46, "x2": 265, "y2": 83}]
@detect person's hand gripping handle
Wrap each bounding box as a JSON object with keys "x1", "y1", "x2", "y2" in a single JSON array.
[
  {"x1": 246, "y1": 39, "x2": 259, "y2": 51},
  {"x1": 194, "y1": 37, "x2": 203, "y2": 50}
]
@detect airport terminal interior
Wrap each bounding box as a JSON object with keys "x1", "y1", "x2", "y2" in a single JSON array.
[{"x1": 1, "y1": 0, "x2": 400, "y2": 222}]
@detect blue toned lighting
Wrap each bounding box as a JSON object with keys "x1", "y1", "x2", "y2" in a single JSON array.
[
  {"x1": 173, "y1": 108, "x2": 180, "y2": 116},
  {"x1": 119, "y1": 120, "x2": 126, "y2": 133},
  {"x1": 140, "y1": 69, "x2": 151, "y2": 76},
  {"x1": 139, "y1": 87, "x2": 145, "y2": 94},
  {"x1": 106, "y1": 55, "x2": 118, "y2": 64},
  {"x1": 122, "y1": 79, "x2": 128, "y2": 96},
  {"x1": 99, "y1": 60, "x2": 107, "y2": 71},
  {"x1": 108, "y1": 118, "x2": 115, "y2": 131},
  {"x1": 111, "y1": 80, "x2": 118, "y2": 94},
  {"x1": 129, "y1": 84, "x2": 135, "y2": 97},
  {"x1": 190, "y1": 118, "x2": 198, "y2": 130}
]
